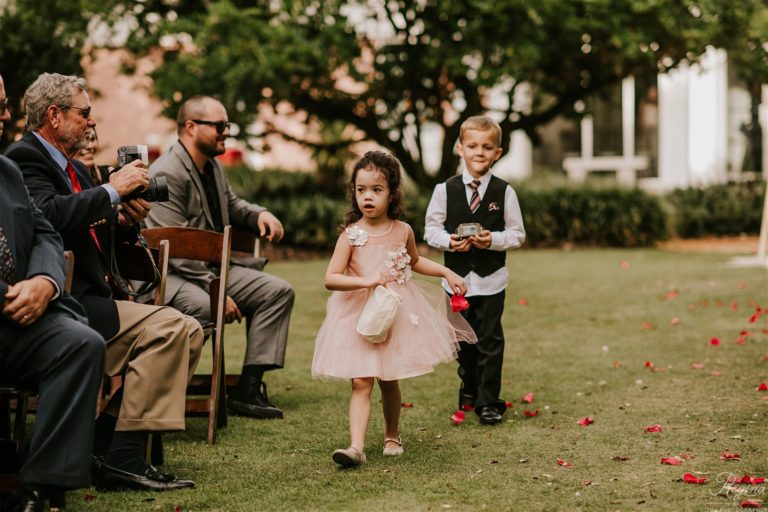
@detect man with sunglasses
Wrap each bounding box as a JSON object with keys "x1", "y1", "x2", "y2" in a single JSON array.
[
  {"x1": 5, "y1": 73, "x2": 204, "y2": 492},
  {"x1": 146, "y1": 95, "x2": 294, "y2": 420}
]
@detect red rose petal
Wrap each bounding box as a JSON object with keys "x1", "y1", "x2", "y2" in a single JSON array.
[
  {"x1": 661, "y1": 457, "x2": 681, "y2": 466},
  {"x1": 740, "y1": 500, "x2": 762, "y2": 509},
  {"x1": 758, "y1": 383, "x2": 768, "y2": 391},
  {"x1": 521, "y1": 392, "x2": 534, "y2": 403},
  {"x1": 517, "y1": 298, "x2": 529, "y2": 306},
  {"x1": 640, "y1": 321, "x2": 656, "y2": 330},
  {"x1": 683, "y1": 473, "x2": 706, "y2": 484},
  {"x1": 556, "y1": 458, "x2": 573, "y2": 468},
  {"x1": 504, "y1": 401, "x2": 513, "y2": 409},
  {"x1": 731, "y1": 300, "x2": 739, "y2": 312},
  {"x1": 577, "y1": 417, "x2": 594, "y2": 426},
  {"x1": 523, "y1": 409, "x2": 539, "y2": 417},
  {"x1": 667, "y1": 290, "x2": 679, "y2": 299},
  {"x1": 450, "y1": 294, "x2": 469, "y2": 312},
  {"x1": 460, "y1": 403, "x2": 474, "y2": 412},
  {"x1": 710, "y1": 370, "x2": 721, "y2": 377},
  {"x1": 451, "y1": 410, "x2": 466, "y2": 425},
  {"x1": 721, "y1": 451, "x2": 741, "y2": 461},
  {"x1": 401, "y1": 402, "x2": 413, "y2": 408},
  {"x1": 691, "y1": 363, "x2": 705, "y2": 370},
  {"x1": 645, "y1": 424, "x2": 663, "y2": 433},
  {"x1": 710, "y1": 337, "x2": 720, "y2": 346},
  {"x1": 644, "y1": 361, "x2": 654, "y2": 369}
]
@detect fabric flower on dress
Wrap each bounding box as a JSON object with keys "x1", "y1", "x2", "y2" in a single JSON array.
[
  {"x1": 409, "y1": 313, "x2": 420, "y2": 326},
  {"x1": 384, "y1": 247, "x2": 412, "y2": 284},
  {"x1": 346, "y1": 226, "x2": 368, "y2": 247}
]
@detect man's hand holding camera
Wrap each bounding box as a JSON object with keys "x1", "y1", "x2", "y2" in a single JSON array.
[{"x1": 108, "y1": 160, "x2": 151, "y2": 225}]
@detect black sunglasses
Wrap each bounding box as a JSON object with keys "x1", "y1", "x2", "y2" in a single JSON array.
[
  {"x1": 0, "y1": 98, "x2": 8, "y2": 113},
  {"x1": 58, "y1": 104, "x2": 92, "y2": 119},
  {"x1": 190, "y1": 119, "x2": 231, "y2": 134}
]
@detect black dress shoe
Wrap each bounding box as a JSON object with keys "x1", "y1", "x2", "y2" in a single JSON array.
[
  {"x1": 95, "y1": 463, "x2": 195, "y2": 491},
  {"x1": 2, "y1": 488, "x2": 44, "y2": 512},
  {"x1": 478, "y1": 407, "x2": 503, "y2": 425},
  {"x1": 228, "y1": 380, "x2": 283, "y2": 419}
]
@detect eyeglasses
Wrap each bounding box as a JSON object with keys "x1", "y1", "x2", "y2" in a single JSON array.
[
  {"x1": 58, "y1": 104, "x2": 92, "y2": 119},
  {"x1": 190, "y1": 119, "x2": 230, "y2": 134},
  {"x1": 0, "y1": 98, "x2": 8, "y2": 114}
]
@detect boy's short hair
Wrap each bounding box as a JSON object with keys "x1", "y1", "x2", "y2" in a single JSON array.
[{"x1": 459, "y1": 116, "x2": 502, "y2": 146}]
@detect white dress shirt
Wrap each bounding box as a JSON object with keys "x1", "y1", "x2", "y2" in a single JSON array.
[{"x1": 424, "y1": 170, "x2": 525, "y2": 297}]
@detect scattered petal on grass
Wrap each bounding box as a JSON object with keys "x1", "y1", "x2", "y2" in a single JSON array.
[
  {"x1": 711, "y1": 370, "x2": 721, "y2": 377},
  {"x1": 682, "y1": 473, "x2": 707, "y2": 484},
  {"x1": 451, "y1": 410, "x2": 466, "y2": 425},
  {"x1": 731, "y1": 300, "x2": 739, "y2": 312},
  {"x1": 644, "y1": 361, "x2": 654, "y2": 369},
  {"x1": 556, "y1": 458, "x2": 573, "y2": 469},
  {"x1": 523, "y1": 409, "x2": 539, "y2": 417},
  {"x1": 517, "y1": 298, "x2": 529, "y2": 306},
  {"x1": 450, "y1": 294, "x2": 469, "y2": 312},
  {"x1": 667, "y1": 290, "x2": 679, "y2": 300},
  {"x1": 740, "y1": 500, "x2": 762, "y2": 509},
  {"x1": 611, "y1": 361, "x2": 622, "y2": 368},
  {"x1": 679, "y1": 452, "x2": 694, "y2": 460},
  {"x1": 710, "y1": 337, "x2": 721, "y2": 346},
  {"x1": 721, "y1": 451, "x2": 741, "y2": 461},
  {"x1": 691, "y1": 363, "x2": 705, "y2": 370},
  {"x1": 640, "y1": 321, "x2": 656, "y2": 330},
  {"x1": 757, "y1": 383, "x2": 768, "y2": 391},
  {"x1": 670, "y1": 317, "x2": 680, "y2": 326},
  {"x1": 727, "y1": 475, "x2": 766, "y2": 484},
  {"x1": 460, "y1": 404, "x2": 474, "y2": 412},
  {"x1": 401, "y1": 402, "x2": 413, "y2": 408},
  {"x1": 522, "y1": 392, "x2": 534, "y2": 403},
  {"x1": 661, "y1": 457, "x2": 682, "y2": 466},
  {"x1": 577, "y1": 417, "x2": 594, "y2": 426},
  {"x1": 645, "y1": 424, "x2": 663, "y2": 433},
  {"x1": 620, "y1": 260, "x2": 631, "y2": 269},
  {"x1": 505, "y1": 401, "x2": 513, "y2": 409},
  {"x1": 611, "y1": 456, "x2": 630, "y2": 461}
]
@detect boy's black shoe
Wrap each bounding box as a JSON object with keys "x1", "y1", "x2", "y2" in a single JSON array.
[
  {"x1": 478, "y1": 407, "x2": 503, "y2": 425},
  {"x1": 458, "y1": 389, "x2": 475, "y2": 411}
]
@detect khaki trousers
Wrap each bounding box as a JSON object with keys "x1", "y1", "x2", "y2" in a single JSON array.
[{"x1": 104, "y1": 301, "x2": 204, "y2": 431}]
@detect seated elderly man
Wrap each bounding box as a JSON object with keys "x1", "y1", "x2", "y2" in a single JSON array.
[
  {"x1": 0, "y1": 72, "x2": 104, "y2": 512},
  {"x1": 5, "y1": 72, "x2": 205, "y2": 492}
]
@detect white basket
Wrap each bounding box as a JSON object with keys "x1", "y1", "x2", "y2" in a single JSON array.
[{"x1": 356, "y1": 285, "x2": 402, "y2": 343}]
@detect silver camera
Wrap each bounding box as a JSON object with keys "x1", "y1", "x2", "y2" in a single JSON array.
[{"x1": 456, "y1": 223, "x2": 482, "y2": 238}]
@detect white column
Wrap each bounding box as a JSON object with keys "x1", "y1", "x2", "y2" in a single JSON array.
[
  {"x1": 622, "y1": 76, "x2": 636, "y2": 158},
  {"x1": 658, "y1": 65, "x2": 690, "y2": 189},
  {"x1": 581, "y1": 115, "x2": 594, "y2": 158}
]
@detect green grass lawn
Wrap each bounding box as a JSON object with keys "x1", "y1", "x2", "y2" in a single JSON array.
[{"x1": 68, "y1": 248, "x2": 767, "y2": 511}]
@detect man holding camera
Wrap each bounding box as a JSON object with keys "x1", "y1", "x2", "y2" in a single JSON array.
[
  {"x1": 146, "y1": 95, "x2": 294, "y2": 419},
  {"x1": 5, "y1": 73, "x2": 204, "y2": 491}
]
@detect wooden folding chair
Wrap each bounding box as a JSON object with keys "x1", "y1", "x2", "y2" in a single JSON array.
[
  {"x1": 141, "y1": 226, "x2": 232, "y2": 444},
  {"x1": 0, "y1": 251, "x2": 75, "y2": 495}
]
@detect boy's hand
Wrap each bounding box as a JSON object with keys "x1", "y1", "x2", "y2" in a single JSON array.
[
  {"x1": 449, "y1": 234, "x2": 473, "y2": 252},
  {"x1": 469, "y1": 230, "x2": 492, "y2": 249},
  {"x1": 445, "y1": 271, "x2": 467, "y2": 296}
]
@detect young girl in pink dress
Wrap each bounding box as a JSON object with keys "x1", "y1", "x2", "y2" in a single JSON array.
[{"x1": 312, "y1": 150, "x2": 477, "y2": 467}]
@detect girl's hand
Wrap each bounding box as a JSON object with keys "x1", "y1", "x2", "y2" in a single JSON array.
[
  {"x1": 365, "y1": 271, "x2": 388, "y2": 289},
  {"x1": 445, "y1": 271, "x2": 467, "y2": 296}
]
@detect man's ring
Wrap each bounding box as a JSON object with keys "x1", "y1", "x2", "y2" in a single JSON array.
[{"x1": 23, "y1": 314, "x2": 29, "y2": 321}]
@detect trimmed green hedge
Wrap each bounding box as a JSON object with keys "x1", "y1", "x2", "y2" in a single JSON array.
[{"x1": 225, "y1": 166, "x2": 764, "y2": 250}]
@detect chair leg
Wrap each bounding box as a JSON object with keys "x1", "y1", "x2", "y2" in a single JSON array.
[
  {"x1": 12, "y1": 393, "x2": 29, "y2": 452},
  {"x1": 207, "y1": 330, "x2": 223, "y2": 444}
]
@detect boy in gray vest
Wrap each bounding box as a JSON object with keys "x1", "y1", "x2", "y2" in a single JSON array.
[{"x1": 425, "y1": 116, "x2": 525, "y2": 425}]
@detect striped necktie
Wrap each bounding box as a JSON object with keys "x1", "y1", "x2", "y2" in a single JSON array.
[
  {"x1": 468, "y1": 179, "x2": 481, "y2": 213},
  {"x1": 66, "y1": 162, "x2": 103, "y2": 253}
]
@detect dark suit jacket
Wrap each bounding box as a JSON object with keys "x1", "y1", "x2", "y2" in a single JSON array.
[
  {"x1": 0, "y1": 155, "x2": 88, "y2": 361},
  {"x1": 5, "y1": 132, "x2": 131, "y2": 339}
]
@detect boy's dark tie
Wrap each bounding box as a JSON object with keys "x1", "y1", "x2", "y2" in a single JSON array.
[
  {"x1": 0, "y1": 227, "x2": 15, "y2": 285},
  {"x1": 468, "y1": 179, "x2": 481, "y2": 213},
  {"x1": 66, "y1": 161, "x2": 103, "y2": 253}
]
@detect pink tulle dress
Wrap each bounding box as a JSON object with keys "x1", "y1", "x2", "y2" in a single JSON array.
[{"x1": 312, "y1": 220, "x2": 477, "y2": 381}]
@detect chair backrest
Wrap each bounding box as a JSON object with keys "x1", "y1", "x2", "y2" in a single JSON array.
[
  {"x1": 141, "y1": 226, "x2": 232, "y2": 325},
  {"x1": 63, "y1": 250, "x2": 75, "y2": 295},
  {"x1": 230, "y1": 225, "x2": 260, "y2": 258},
  {"x1": 114, "y1": 241, "x2": 168, "y2": 305}
]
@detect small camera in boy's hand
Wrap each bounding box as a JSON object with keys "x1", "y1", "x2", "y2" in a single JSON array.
[{"x1": 456, "y1": 223, "x2": 482, "y2": 239}]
